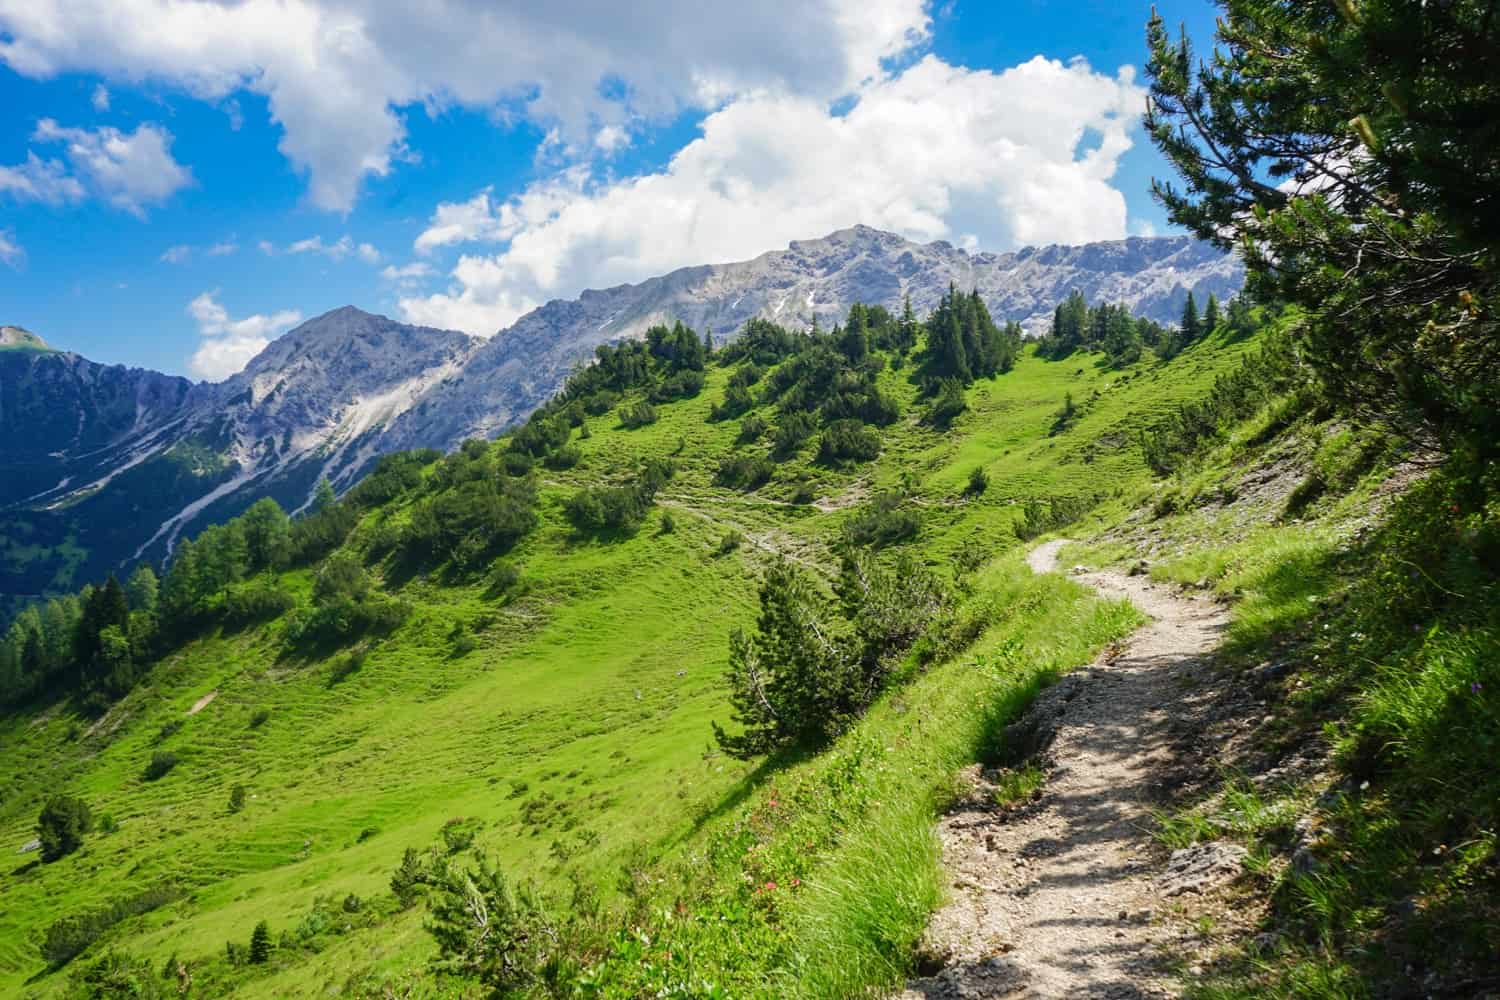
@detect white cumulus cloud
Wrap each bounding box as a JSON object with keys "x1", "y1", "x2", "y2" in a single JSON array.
[
  {"x1": 91, "y1": 83, "x2": 109, "y2": 111},
  {"x1": 0, "y1": 0, "x2": 929, "y2": 211},
  {"x1": 160, "y1": 244, "x2": 191, "y2": 264},
  {"x1": 380, "y1": 260, "x2": 434, "y2": 286},
  {"x1": 186, "y1": 290, "x2": 301, "y2": 381},
  {"x1": 0, "y1": 151, "x2": 86, "y2": 205},
  {"x1": 400, "y1": 54, "x2": 1145, "y2": 335},
  {"x1": 16, "y1": 119, "x2": 192, "y2": 216}
]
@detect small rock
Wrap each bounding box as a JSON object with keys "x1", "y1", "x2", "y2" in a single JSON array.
[{"x1": 1155, "y1": 841, "x2": 1249, "y2": 897}]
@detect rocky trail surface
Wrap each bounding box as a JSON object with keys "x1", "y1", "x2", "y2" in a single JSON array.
[{"x1": 900, "y1": 540, "x2": 1236, "y2": 999}]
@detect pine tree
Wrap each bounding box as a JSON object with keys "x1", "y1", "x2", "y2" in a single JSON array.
[
  {"x1": 1145, "y1": 1, "x2": 1500, "y2": 452},
  {"x1": 1202, "y1": 293, "x2": 1220, "y2": 335},
  {"x1": 248, "y1": 921, "x2": 272, "y2": 964},
  {"x1": 1179, "y1": 292, "x2": 1201, "y2": 343},
  {"x1": 125, "y1": 565, "x2": 159, "y2": 614},
  {"x1": 312, "y1": 478, "x2": 336, "y2": 513}
]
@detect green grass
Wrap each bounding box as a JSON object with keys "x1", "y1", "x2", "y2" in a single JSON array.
[{"x1": 0, "y1": 332, "x2": 1256, "y2": 997}]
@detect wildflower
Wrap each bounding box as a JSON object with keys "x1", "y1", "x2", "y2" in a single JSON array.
[
  {"x1": 765, "y1": 881, "x2": 777, "y2": 891},
  {"x1": 1472, "y1": 682, "x2": 1484, "y2": 694},
  {"x1": 791, "y1": 878, "x2": 801, "y2": 888}
]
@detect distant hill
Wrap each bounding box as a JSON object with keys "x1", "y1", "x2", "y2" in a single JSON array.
[{"x1": 0, "y1": 227, "x2": 1240, "y2": 613}]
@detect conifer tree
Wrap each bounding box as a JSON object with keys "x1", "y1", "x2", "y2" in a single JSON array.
[
  {"x1": 248, "y1": 921, "x2": 272, "y2": 964},
  {"x1": 1180, "y1": 292, "x2": 1201, "y2": 343}
]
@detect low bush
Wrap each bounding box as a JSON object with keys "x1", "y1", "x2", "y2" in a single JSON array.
[
  {"x1": 142, "y1": 751, "x2": 178, "y2": 782},
  {"x1": 817, "y1": 419, "x2": 882, "y2": 465},
  {"x1": 715, "y1": 454, "x2": 775, "y2": 490},
  {"x1": 842, "y1": 492, "x2": 921, "y2": 547},
  {"x1": 41, "y1": 885, "x2": 184, "y2": 967}
]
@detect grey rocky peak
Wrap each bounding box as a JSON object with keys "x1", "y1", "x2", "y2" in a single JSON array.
[
  {"x1": 0, "y1": 225, "x2": 1240, "y2": 611},
  {"x1": 396, "y1": 225, "x2": 1241, "y2": 445}
]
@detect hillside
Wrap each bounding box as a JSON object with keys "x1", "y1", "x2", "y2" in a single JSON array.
[
  {"x1": 0, "y1": 228, "x2": 1239, "y2": 618},
  {"x1": 1, "y1": 298, "x2": 1262, "y2": 997},
  {"x1": 4, "y1": 285, "x2": 1493, "y2": 999}
]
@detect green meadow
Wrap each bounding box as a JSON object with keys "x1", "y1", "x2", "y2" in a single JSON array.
[{"x1": 1, "y1": 325, "x2": 1260, "y2": 997}]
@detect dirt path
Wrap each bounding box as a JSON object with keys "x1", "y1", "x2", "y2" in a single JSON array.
[{"x1": 900, "y1": 539, "x2": 1232, "y2": 999}]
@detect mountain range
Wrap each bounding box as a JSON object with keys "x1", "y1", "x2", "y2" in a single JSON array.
[{"x1": 0, "y1": 225, "x2": 1241, "y2": 613}]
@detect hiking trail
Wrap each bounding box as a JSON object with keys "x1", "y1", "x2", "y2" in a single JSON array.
[{"x1": 900, "y1": 538, "x2": 1234, "y2": 999}]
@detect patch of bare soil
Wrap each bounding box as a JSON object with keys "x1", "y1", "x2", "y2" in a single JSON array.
[
  {"x1": 899, "y1": 540, "x2": 1248, "y2": 999},
  {"x1": 187, "y1": 689, "x2": 218, "y2": 715}
]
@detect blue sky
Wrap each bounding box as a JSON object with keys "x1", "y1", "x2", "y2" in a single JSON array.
[{"x1": 0, "y1": 0, "x2": 1218, "y2": 377}]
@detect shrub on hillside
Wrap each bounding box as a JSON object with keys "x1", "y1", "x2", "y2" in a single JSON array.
[
  {"x1": 816, "y1": 419, "x2": 881, "y2": 465},
  {"x1": 772, "y1": 411, "x2": 817, "y2": 457},
  {"x1": 842, "y1": 492, "x2": 921, "y2": 547},
  {"x1": 966, "y1": 466, "x2": 990, "y2": 495},
  {"x1": 142, "y1": 751, "x2": 178, "y2": 782},
  {"x1": 619, "y1": 401, "x2": 658, "y2": 429},
  {"x1": 248, "y1": 920, "x2": 272, "y2": 964},
  {"x1": 41, "y1": 885, "x2": 183, "y2": 967},
  {"x1": 542, "y1": 445, "x2": 582, "y2": 470},
  {"x1": 923, "y1": 378, "x2": 968, "y2": 428},
  {"x1": 738, "y1": 414, "x2": 768, "y2": 443},
  {"x1": 426, "y1": 855, "x2": 551, "y2": 991},
  {"x1": 1011, "y1": 495, "x2": 1097, "y2": 541},
  {"x1": 36, "y1": 795, "x2": 93, "y2": 863},
  {"x1": 715, "y1": 454, "x2": 775, "y2": 490}
]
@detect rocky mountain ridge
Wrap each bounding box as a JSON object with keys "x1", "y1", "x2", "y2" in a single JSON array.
[{"x1": 0, "y1": 226, "x2": 1240, "y2": 610}]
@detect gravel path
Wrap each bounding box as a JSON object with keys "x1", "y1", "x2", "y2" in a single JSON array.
[{"x1": 899, "y1": 540, "x2": 1232, "y2": 999}]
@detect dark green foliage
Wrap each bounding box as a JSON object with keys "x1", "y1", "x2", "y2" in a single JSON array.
[
  {"x1": 41, "y1": 885, "x2": 183, "y2": 967},
  {"x1": 716, "y1": 530, "x2": 744, "y2": 556},
  {"x1": 344, "y1": 450, "x2": 438, "y2": 509},
  {"x1": 738, "y1": 414, "x2": 768, "y2": 444},
  {"x1": 817, "y1": 419, "x2": 881, "y2": 465},
  {"x1": 142, "y1": 751, "x2": 178, "y2": 781},
  {"x1": 511, "y1": 416, "x2": 571, "y2": 458},
  {"x1": 543, "y1": 445, "x2": 582, "y2": 470},
  {"x1": 772, "y1": 411, "x2": 817, "y2": 457},
  {"x1": 619, "y1": 401, "x2": 658, "y2": 429},
  {"x1": 923, "y1": 284, "x2": 1019, "y2": 382},
  {"x1": 124, "y1": 565, "x2": 158, "y2": 614},
  {"x1": 403, "y1": 475, "x2": 539, "y2": 571},
  {"x1": 710, "y1": 382, "x2": 756, "y2": 421},
  {"x1": 566, "y1": 460, "x2": 675, "y2": 536},
  {"x1": 1012, "y1": 495, "x2": 1097, "y2": 542},
  {"x1": 1050, "y1": 393, "x2": 1078, "y2": 436},
  {"x1": 327, "y1": 649, "x2": 367, "y2": 685},
  {"x1": 1140, "y1": 333, "x2": 1301, "y2": 474},
  {"x1": 228, "y1": 784, "x2": 246, "y2": 813},
  {"x1": 154, "y1": 720, "x2": 181, "y2": 743},
  {"x1": 649, "y1": 368, "x2": 705, "y2": 403},
  {"x1": 715, "y1": 454, "x2": 775, "y2": 490},
  {"x1": 842, "y1": 492, "x2": 921, "y2": 548},
  {"x1": 62, "y1": 950, "x2": 169, "y2": 999},
  {"x1": 923, "y1": 378, "x2": 968, "y2": 428},
  {"x1": 221, "y1": 582, "x2": 295, "y2": 626},
  {"x1": 37, "y1": 795, "x2": 93, "y2": 862},
  {"x1": 1037, "y1": 292, "x2": 1169, "y2": 363},
  {"x1": 581, "y1": 389, "x2": 619, "y2": 416},
  {"x1": 425, "y1": 855, "x2": 551, "y2": 991},
  {"x1": 658, "y1": 510, "x2": 675, "y2": 534},
  {"x1": 713, "y1": 553, "x2": 951, "y2": 759},
  {"x1": 1144, "y1": 0, "x2": 1500, "y2": 456},
  {"x1": 248, "y1": 707, "x2": 270, "y2": 729},
  {"x1": 966, "y1": 466, "x2": 990, "y2": 496},
  {"x1": 391, "y1": 847, "x2": 429, "y2": 908},
  {"x1": 248, "y1": 920, "x2": 272, "y2": 964}
]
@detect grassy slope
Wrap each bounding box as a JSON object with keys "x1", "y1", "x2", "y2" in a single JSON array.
[
  {"x1": 1061, "y1": 378, "x2": 1500, "y2": 996},
  {"x1": 0, "y1": 329, "x2": 1258, "y2": 997}
]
